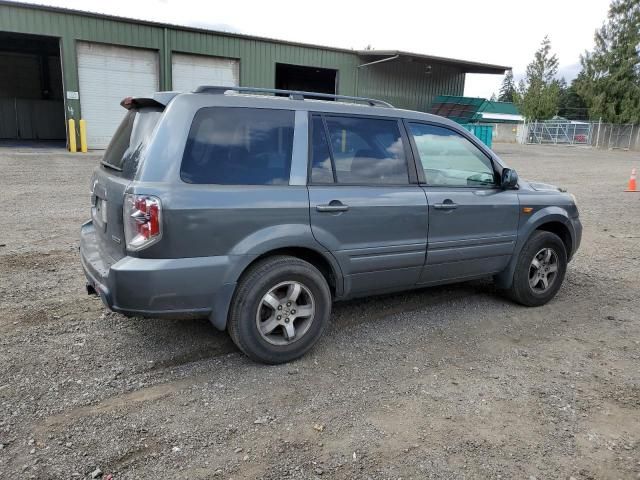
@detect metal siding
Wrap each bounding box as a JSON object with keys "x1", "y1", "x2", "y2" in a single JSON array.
[
  {"x1": 357, "y1": 59, "x2": 465, "y2": 111},
  {"x1": 61, "y1": 35, "x2": 79, "y2": 117}
]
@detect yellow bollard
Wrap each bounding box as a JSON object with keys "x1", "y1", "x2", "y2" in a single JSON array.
[
  {"x1": 68, "y1": 119, "x2": 77, "y2": 153},
  {"x1": 79, "y1": 119, "x2": 88, "y2": 153}
]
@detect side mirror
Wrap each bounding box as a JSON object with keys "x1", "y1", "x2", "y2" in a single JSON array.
[{"x1": 501, "y1": 168, "x2": 519, "y2": 189}]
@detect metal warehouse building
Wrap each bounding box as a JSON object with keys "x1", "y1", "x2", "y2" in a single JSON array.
[{"x1": 0, "y1": 1, "x2": 508, "y2": 149}]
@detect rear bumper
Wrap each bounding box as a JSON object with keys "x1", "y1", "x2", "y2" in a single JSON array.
[{"x1": 80, "y1": 220, "x2": 237, "y2": 329}]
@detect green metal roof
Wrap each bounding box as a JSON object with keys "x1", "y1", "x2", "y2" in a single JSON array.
[
  {"x1": 429, "y1": 95, "x2": 521, "y2": 123},
  {"x1": 480, "y1": 100, "x2": 520, "y2": 115},
  {"x1": 429, "y1": 96, "x2": 487, "y2": 123}
]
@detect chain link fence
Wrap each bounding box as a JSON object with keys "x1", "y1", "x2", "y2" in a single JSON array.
[
  {"x1": 591, "y1": 122, "x2": 636, "y2": 150},
  {"x1": 520, "y1": 121, "x2": 639, "y2": 150},
  {"x1": 524, "y1": 121, "x2": 592, "y2": 145}
]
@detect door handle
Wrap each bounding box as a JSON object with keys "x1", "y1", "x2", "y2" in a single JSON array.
[
  {"x1": 316, "y1": 201, "x2": 349, "y2": 212},
  {"x1": 433, "y1": 201, "x2": 458, "y2": 210}
]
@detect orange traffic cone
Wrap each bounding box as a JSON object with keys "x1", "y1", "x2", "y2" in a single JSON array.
[{"x1": 626, "y1": 168, "x2": 638, "y2": 192}]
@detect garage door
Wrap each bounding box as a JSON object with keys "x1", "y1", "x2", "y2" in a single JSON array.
[
  {"x1": 77, "y1": 42, "x2": 159, "y2": 149},
  {"x1": 172, "y1": 53, "x2": 239, "y2": 93}
]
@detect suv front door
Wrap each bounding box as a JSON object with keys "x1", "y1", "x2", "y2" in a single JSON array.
[
  {"x1": 406, "y1": 122, "x2": 520, "y2": 285},
  {"x1": 307, "y1": 114, "x2": 428, "y2": 296}
]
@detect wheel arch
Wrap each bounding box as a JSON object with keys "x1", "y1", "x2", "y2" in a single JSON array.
[
  {"x1": 209, "y1": 245, "x2": 343, "y2": 331},
  {"x1": 247, "y1": 247, "x2": 342, "y2": 298},
  {"x1": 535, "y1": 221, "x2": 573, "y2": 259},
  {"x1": 494, "y1": 209, "x2": 575, "y2": 289}
]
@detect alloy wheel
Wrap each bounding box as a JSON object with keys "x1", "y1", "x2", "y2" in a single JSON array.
[
  {"x1": 528, "y1": 248, "x2": 559, "y2": 293},
  {"x1": 255, "y1": 281, "x2": 315, "y2": 346}
]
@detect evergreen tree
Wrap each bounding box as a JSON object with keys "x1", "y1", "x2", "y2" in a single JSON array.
[
  {"x1": 557, "y1": 78, "x2": 589, "y2": 120},
  {"x1": 575, "y1": 0, "x2": 640, "y2": 122},
  {"x1": 514, "y1": 36, "x2": 561, "y2": 120},
  {"x1": 498, "y1": 70, "x2": 517, "y2": 103}
]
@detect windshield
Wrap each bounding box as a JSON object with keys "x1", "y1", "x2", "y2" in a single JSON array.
[{"x1": 101, "y1": 107, "x2": 163, "y2": 178}]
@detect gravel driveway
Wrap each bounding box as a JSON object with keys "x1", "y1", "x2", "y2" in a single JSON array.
[{"x1": 0, "y1": 143, "x2": 638, "y2": 479}]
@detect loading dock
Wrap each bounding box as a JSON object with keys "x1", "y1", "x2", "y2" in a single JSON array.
[
  {"x1": 275, "y1": 63, "x2": 337, "y2": 96},
  {"x1": 172, "y1": 53, "x2": 239, "y2": 92},
  {"x1": 0, "y1": 31, "x2": 65, "y2": 144},
  {"x1": 76, "y1": 42, "x2": 159, "y2": 149}
]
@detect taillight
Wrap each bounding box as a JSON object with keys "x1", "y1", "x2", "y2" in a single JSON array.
[{"x1": 123, "y1": 194, "x2": 162, "y2": 251}]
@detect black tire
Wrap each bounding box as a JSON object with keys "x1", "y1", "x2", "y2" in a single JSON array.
[
  {"x1": 505, "y1": 230, "x2": 568, "y2": 307},
  {"x1": 227, "y1": 255, "x2": 332, "y2": 364}
]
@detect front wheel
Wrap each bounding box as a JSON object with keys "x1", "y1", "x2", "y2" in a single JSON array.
[
  {"x1": 227, "y1": 256, "x2": 332, "y2": 364},
  {"x1": 505, "y1": 231, "x2": 568, "y2": 307}
]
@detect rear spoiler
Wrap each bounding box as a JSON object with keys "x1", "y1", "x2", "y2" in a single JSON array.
[{"x1": 120, "y1": 91, "x2": 179, "y2": 110}]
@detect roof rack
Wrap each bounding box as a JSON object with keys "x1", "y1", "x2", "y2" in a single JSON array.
[{"x1": 193, "y1": 85, "x2": 394, "y2": 108}]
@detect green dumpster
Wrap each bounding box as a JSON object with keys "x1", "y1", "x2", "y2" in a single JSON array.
[{"x1": 462, "y1": 124, "x2": 493, "y2": 148}]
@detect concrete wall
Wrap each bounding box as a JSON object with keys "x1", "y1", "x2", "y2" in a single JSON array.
[{"x1": 486, "y1": 122, "x2": 520, "y2": 143}]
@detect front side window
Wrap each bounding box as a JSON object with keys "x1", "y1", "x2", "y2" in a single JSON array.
[
  {"x1": 408, "y1": 123, "x2": 496, "y2": 187},
  {"x1": 181, "y1": 107, "x2": 294, "y2": 185},
  {"x1": 316, "y1": 116, "x2": 408, "y2": 185}
]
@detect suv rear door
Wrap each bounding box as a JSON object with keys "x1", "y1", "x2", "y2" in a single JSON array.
[
  {"x1": 90, "y1": 105, "x2": 163, "y2": 262},
  {"x1": 406, "y1": 122, "x2": 519, "y2": 284},
  {"x1": 307, "y1": 114, "x2": 428, "y2": 296}
]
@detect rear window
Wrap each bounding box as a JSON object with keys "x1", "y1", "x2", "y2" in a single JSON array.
[
  {"x1": 101, "y1": 107, "x2": 163, "y2": 178},
  {"x1": 181, "y1": 107, "x2": 295, "y2": 185}
]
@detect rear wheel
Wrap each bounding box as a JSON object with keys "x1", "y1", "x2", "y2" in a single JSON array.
[
  {"x1": 227, "y1": 256, "x2": 331, "y2": 364},
  {"x1": 505, "y1": 231, "x2": 567, "y2": 306}
]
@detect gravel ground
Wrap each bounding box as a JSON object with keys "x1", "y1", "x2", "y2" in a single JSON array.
[{"x1": 0, "y1": 144, "x2": 639, "y2": 480}]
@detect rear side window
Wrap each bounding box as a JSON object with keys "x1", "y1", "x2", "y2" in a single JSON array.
[
  {"x1": 101, "y1": 107, "x2": 163, "y2": 179},
  {"x1": 181, "y1": 107, "x2": 295, "y2": 185},
  {"x1": 317, "y1": 116, "x2": 409, "y2": 185}
]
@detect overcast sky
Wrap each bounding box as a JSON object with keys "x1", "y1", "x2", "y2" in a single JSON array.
[{"x1": 17, "y1": 0, "x2": 612, "y2": 98}]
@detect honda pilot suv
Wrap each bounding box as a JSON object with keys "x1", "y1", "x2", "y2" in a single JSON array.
[{"x1": 80, "y1": 86, "x2": 582, "y2": 364}]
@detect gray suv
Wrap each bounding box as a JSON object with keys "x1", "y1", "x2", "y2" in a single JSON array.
[{"x1": 80, "y1": 86, "x2": 582, "y2": 364}]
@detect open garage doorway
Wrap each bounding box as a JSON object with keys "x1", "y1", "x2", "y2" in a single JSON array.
[
  {"x1": 0, "y1": 32, "x2": 66, "y2": 145},
  {"x1": 275, "y1": 63, "x2": 337, "y2": 97}
]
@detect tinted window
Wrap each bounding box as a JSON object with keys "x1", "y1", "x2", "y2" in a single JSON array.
[
  {"x1": 102, "y1": 107, "x2": 163, "y2": 179},
  {"x1": 409, "y1": 123, "x2": 496, "y2": 187},
  {"x1": 310, "y1": 116, "x2": 334, "y2": 183},
  {"x1": 323, "y1": 116, "x2": 409, "y2": 184},
  {"x1": 181, "y1": 108, "x2": 294, "y2": 185}
]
